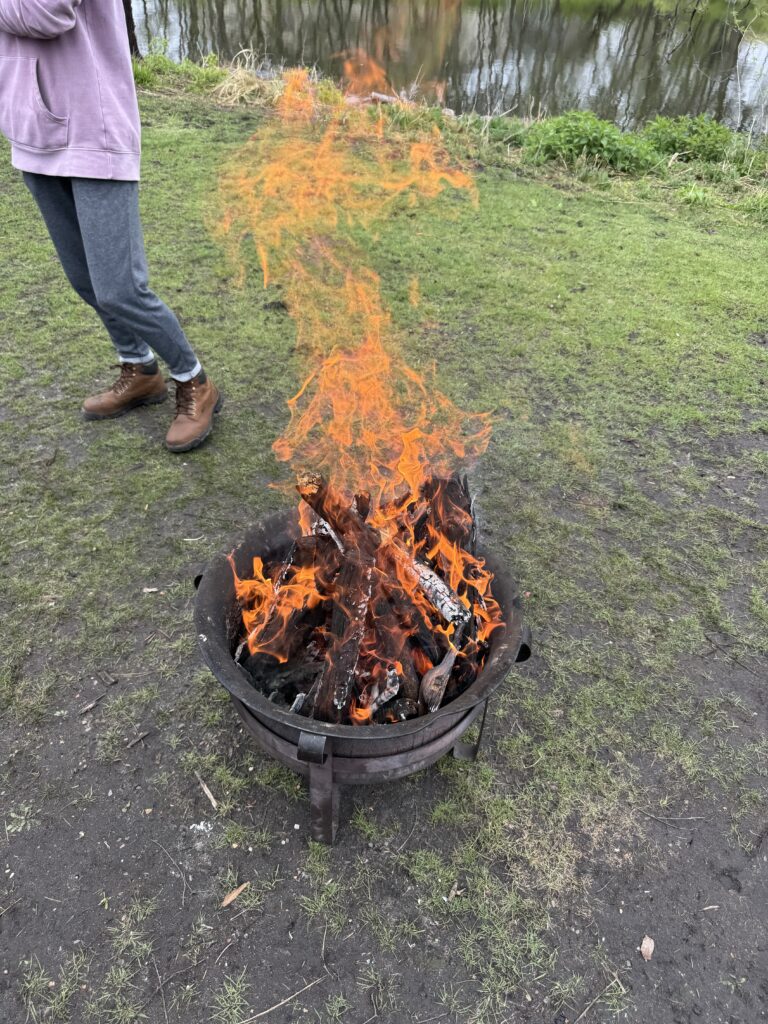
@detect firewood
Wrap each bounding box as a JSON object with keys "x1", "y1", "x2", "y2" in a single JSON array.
[
  {"x1": 313, "y1": 552, "x2": 375, "y2": 720},
  {"x1": 289, "y1": 693, "x2": 307, "y2": 713},
  {"x1": 307, "y1": 507, "x2": 344, "y2": 553},
  {"x1": 419, "y1": 620, "x2": 467, "y2": 712},
  {"x1": 298, "y1": 474, "x2": 469, "y2": 630},
  {"x1": 291, "y1": 472, "x2": 486, "y2": 720},
  {"x1": 368, "y1": 666, "x2": 401, "y2": 713},
  {"x1": 297, "y1": 473, "x2": 379, "y2": 555},
  {"x1": 403, "y1": 556, "x2": 470, "y2": 629},
  {"x1": 386, "y1": 698, "x2": 419, "y2": 721},
  {"x1": 371, "y1": 600, "x2": 421, "y2": 703},
  {"x1": 397, "y1": 646, "x2": 421, "y2": 703}
]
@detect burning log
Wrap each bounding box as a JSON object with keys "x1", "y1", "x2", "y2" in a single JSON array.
[
  {"x1": 403, "y1": 556, "x2": 470, "y2": 629},
  {"x1": 314, "y1": 552, "x2": 375, "y2": 718},
  {"x1": 368, "y1": 667, "x2": 401, "y2": 713},
  {"x1": 419, "y1": 620, "x2": 467, "y2": 712},
  {"x1": 385, "y1": 698, "x2": 419, "y2": 721},
  {"x1": 297, "y1": 473, "x2": 379, "y2": 556},
  {"x1": 307, "y1": 509, "x2": 345, "y2": 554},
  {"x1": 299, "y1": 473, "x2": 469, "y2": 631},
  {"x1": 372, "y1": 600, "x2": 420, "y2": 703}
]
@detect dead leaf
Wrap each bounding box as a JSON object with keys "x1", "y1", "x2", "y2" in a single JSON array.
[
  {"x1": 640, "y1": 935, "x2": 655, "y2": 961},
  {"x1": 447, "y1": 880, "x2": 465, "y2": 901},
  {"x1": 221, "y1": 881, "x2": 250, "y2": 908}
]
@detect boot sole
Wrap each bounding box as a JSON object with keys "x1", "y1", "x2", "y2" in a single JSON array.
[
  {"x1": 83, "y1": 390, "x2": 168, "y2": 421},
  {"x1": 166, "y1": 393, "x2": 224, "y2": 453}
]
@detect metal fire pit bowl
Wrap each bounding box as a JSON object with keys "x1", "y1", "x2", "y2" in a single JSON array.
[{"x1": 195, "y1": 510, "x2": 531, "y2": 843}]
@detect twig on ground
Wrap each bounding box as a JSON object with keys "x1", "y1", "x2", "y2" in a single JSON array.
[
  {"x1": 637, "y1": 808, "x2": 706, "y2": 829},
  {"x1": 151, "y1": 955, "x2": 170, "y2": 1024},
  {"x1": 703, "y1": 634, "x2": 764, "y2": 678},
  {"x1": 150, "y1": 839, "x2": 193, "y2": 907},
  {"x1": 126, "y1": 730, "x2": 151, "y2": 749},
  {"x1": 396, "y1": 822, "x2": 418, "y2": 853},
  {"x1": 138, "y1": 963, "x2": 197, "y2": 1014},
  {"x1": 79, "y1": 692, "x2": 107, "y2": 715},
  {"x1": 215, "y1": 940, "x2": 236, "y2": 965},
  {"x1": 194, "y1": 770, "x2": 219, "y2": 810},
  {"x1": 236, "y1": 978, "x2": 323, "y2": 1022},
  {"x1": 573, "y1": 975, "x2": 623, "y2": 1023}
]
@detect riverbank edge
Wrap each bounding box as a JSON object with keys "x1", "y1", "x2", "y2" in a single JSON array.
[{"x1": 132, "y1": 52, "x2": 768, "y2": 209}]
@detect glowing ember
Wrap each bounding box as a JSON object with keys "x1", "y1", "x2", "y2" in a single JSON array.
[{"x1": 217, "y1": 62, "x2": 503, "y2": 724}]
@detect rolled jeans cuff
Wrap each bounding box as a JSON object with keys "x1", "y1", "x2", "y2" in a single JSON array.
[{"x1": 171, "y1": 360, "x2": 202, "y2": 383}]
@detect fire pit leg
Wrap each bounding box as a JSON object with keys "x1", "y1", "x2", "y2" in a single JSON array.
[
  {"x1": 452, "y1": 699, "x2": 489, "y2": 762},
  {"x1": 298, "y1": 732, "x2": 339, "y2": 844}
]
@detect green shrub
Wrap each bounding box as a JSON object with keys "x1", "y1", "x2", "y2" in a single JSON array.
[
  {"x1": 486, "y1": 115, "x2": 527, "y2": 147},
  {"x1": 524, "y1": 111, "x2": 658, "y2": 172},
  {"x1": 132, "y1": 52, "x2": 226, "y2": 91},
  {"x1": 642, "y1": 115, "x2": 733, "y2": 162}
]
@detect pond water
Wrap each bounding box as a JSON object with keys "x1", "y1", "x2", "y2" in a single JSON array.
[{"x1": 131, "y1": 0, "x2": 768, "y2": 130}]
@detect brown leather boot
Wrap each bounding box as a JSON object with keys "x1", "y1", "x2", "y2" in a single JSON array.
[
  {"x1": 165, "y1": 370, "x2": 223, "y2": 452},
  {"x1": 83, "y1": 361, "x2": 168, "y2": 420}
]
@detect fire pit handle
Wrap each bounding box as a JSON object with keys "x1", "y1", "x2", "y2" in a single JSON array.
[
  {"x1": 453, "y1": 699, "x2": 489, "y2": 762},
  {"x1": 297, "y1": 732, "x2": 329, "y2": 764},
  {"x1": 516, "y1": 625, "x2": 532, "y2": 663},
  {"x1": 297, "y1": 732, "x2": 339, "y2": 843}
]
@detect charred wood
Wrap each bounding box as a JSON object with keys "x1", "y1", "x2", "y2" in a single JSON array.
[
  {"x1": 419, "y1": 620, "x2": 467, "y2": 712},
  {"x1": 313, "y1": 553, "x2": 374, "y2": 719},
  {"x1": 386, "y1": 698, "x2": 420, "y2": 721},
  {"x1": 297, "y1": 473, "x2": 380, "y2": 555}
]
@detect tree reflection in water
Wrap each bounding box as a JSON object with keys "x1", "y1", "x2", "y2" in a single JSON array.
[{"x1": 133, "y1": 0, "x2": 768, "y2": 129}]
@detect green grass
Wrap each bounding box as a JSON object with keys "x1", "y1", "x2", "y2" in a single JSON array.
[{"x1": 1, "y1": 82, "x2": 766, "y2": 1022}]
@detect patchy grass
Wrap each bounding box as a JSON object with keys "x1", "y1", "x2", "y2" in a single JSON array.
[{"x1": 0, "y1": 81, "x2": 766, "y2": 1024}]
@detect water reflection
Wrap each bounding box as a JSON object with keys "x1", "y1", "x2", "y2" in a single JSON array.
[{"x1": 132, "y1": 0, "x2": 768, "y2": 129}]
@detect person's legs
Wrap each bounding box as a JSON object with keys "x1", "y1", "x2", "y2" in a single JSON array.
[
  {"x1": 23, "y1": 173, "x2": 221, "y2": 448},
  {"x1": 70, "y1": 178, "x2": 201, "y2": 380},
  {"x1": 22, "y1": 172, "x2": 154, "y2": 364}
]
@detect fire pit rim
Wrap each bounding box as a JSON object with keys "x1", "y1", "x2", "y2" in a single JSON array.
[{"x1": 195, "y1": 509, "x2": 529, "y2": 739}]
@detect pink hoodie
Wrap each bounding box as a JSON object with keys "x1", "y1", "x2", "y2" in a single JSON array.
[{"x1": 0, "y1": 0, "x2": 141, "y2": 179}]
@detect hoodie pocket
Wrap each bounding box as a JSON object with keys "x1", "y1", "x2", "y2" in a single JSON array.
[{"x1": 0, "y1": 56, "x2": 69, "y2": 151}]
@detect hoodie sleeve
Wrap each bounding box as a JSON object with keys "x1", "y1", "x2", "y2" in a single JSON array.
[{"x1": 0, "y1": 0, "x2": 81, "y2": 39}]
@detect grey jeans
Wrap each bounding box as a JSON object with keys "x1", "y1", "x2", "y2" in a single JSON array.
[{"x1": 23, "y1": 173, "x2": 200, "y2": 380}]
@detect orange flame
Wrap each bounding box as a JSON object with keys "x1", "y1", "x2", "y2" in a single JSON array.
[
  {"x1": 215, "y1": 61, "x2": 503, "y2": 709},
  {"x1": 349, "y1": 698, "x2": 373, "y2": 725},
  {"x1": 229, "y1": 553, "x2": 326, "y2": 663}
]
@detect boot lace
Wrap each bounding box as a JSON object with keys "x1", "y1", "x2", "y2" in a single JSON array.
[
  {"x1": 111, "y1": 363, "x2": 138, "y2": 396},
  {"x1": 175, "y1": 379, "x2": 198, "y2": 419}
]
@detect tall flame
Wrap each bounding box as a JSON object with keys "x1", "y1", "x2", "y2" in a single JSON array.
[
  {"x1": 216, "y1": 61, "x2": 503, "y2": 716},
  {"x1": 214, "y1": 66, "x2": 489, "y2": 506}
]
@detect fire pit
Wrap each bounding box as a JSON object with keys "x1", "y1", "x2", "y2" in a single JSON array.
[{"x1": 195, "y1": 504, "x2": 531, "y2": 843}]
